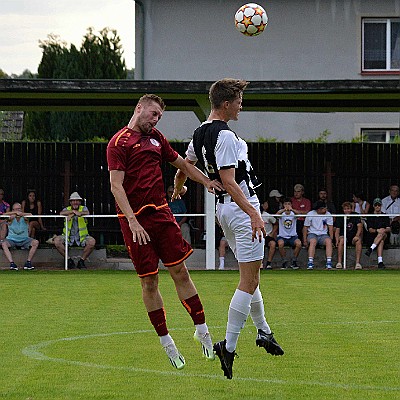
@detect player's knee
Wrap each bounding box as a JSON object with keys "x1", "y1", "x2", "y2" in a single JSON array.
[{"x1": 141, "y1": 276, "x2": 158, "y2": 293}]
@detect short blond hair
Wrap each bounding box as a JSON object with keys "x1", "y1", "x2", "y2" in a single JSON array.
[
  {"x1": 137, "y1": 94, "x2": 166, "y2": 111},
  {"x1": 294, "y1": 184, "x2": 304, "y2": 192}
]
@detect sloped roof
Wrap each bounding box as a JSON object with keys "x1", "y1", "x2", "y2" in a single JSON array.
[{"x1": 1, "y1": 79, "x2": 400, "y2": 120}]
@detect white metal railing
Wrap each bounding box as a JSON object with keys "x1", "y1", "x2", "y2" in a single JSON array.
[
  {"x1": 273, "y1": 213, "x2": 398, "y2": 269},
  {"x1": 1, "y1": 212, "x2": 397, "y2": 270}
]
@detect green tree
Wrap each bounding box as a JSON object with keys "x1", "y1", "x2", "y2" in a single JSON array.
[{"x1": 25, "y1": 28, "x2": 130, "y2": 141}]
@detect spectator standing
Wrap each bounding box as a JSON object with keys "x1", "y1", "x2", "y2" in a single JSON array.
[
  {"x1": 0, "y1": 188, "x2": 10, "y2": 240},
  {"x1": 1, "y1": 202, "x2": 38, "y2": 270},
  {"x1": 312, "y1": 188, "x2": 336, "y2": 215},
  {"x1": 365, "y1": 198, "x2": 391, "y2": 269},
  {"x1": 334, "y1": 201, "x2": 363, "y2": 269},
  {"x1": 21, "y1": 189, "x2": 46, "y2": 238},
  {"x1": 166, "y1": 185, "x2": 191, "y2": 244},
  {"x1": 53, "y1": 192, "x2": 96, "y2": 269},
  {"x1": 260, "y1": 200, "x2": 277, "y2": 269},
  {"x1": 381, "y1": 185, "x2": 400, "y2": 243},
  {"x1": 303, "y1": 201, "x2": 334, "y2": 270},
  {"x1": 291, "y1": 183, "x2": 312, "y2": 243}
]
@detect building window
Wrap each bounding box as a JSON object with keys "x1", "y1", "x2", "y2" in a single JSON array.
[
  {"x1": 361, "y1": 128, "x2": 400, "y2": 143},
  {"x1": 362, "y1": 18, "x2": 400, "y2": 72}
]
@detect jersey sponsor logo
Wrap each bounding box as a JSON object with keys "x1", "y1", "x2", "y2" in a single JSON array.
[{"x1": 150, "y1": 138, "x2": 160, "y2": 147}]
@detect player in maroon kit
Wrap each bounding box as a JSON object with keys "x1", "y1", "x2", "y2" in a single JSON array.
[{"x1": 107, "y1": 94, "x2": 222, "y2": 370}]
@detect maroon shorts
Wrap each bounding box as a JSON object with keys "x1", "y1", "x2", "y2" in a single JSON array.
[{"x1": 119, "y1": 205, "x2": 193, "y2": 277}]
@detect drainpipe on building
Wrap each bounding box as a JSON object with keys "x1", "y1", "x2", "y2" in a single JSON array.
[{"x1": 134, "y1": 0, "x2": 145, "y2": 79}]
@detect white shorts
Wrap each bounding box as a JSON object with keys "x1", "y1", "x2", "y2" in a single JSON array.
[{"x1": 216, "y1": 195, "x2": 264, "y2": 263}]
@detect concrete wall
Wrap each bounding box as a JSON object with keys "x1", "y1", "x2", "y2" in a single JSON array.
[
  {"x1": 3, "y1": 247, "x2": 397, "y2": 270},
  {"x1": 136, "y1": 0, "x2": 400, "y2": 142}
]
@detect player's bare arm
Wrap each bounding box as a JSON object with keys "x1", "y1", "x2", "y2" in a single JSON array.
[
  {"x1": 171, "y1": 155, "x2": 223, "y2": 195},
  {"x1": 219, "y1": 167, "x2": 266, "y2": 242},
  {"x1": 172, "y1": 158, "x2": 194, "y2": 200},
  {"x1": 109, "y1": 169, "x2": 150, "y2": 245}
]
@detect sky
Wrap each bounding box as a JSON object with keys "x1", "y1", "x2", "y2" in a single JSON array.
[{"x1": 0, "y1": 0, "x2": 135, "y2": 76}]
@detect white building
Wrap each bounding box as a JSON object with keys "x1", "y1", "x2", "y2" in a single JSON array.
[{"x1": 134, "y1": 0, "x2": 400, "y2": 142}]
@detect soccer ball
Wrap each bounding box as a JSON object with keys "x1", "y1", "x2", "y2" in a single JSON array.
[{"x1": 234, "y1": 3, "x2": 268, "y2": 37}]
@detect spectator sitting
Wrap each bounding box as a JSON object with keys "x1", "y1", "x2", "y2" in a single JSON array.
[
  {"x1": 53, "y1": 192, "x2": 96, "y2": 269},
  {"x1": 216, "y1": 223, "x2": 228, "y2": 270},
  {"x1": 275, "y1": 198, "x2": 301, "y2": 270},
  {"x1": 261, "y1": 199, "x2": 277, "y2": 269},
  {"x1": 166, "y1": 185, "x2": 191, "y2": 244},
  {"x1": 303, "y1": 201, "x2": 334, "y2": 270},
  {"x1": 0, "y1": 188, "x2": 10, "y2": 240},
  {"x1": 1, "y1": 202, "x2": 39, "y2": 270},
  {"x1": 21, "y1": 189, "x2": 46, "y2": 238},
  {"x1": 268, "y1": 189, "x2": 284, "y2": 214},
  {"x1": 291, "y1": 183, "x2": 312, "y2": 244},
  {"x1": 364, "y1": 198, "x2": 391, "y2": 269},
  {"x1": 312, "y1": 187, "x2": 336, "y2": 215},
  {"x1": 381, "y1": 184, "x2": 400, "y2": 245},
  {"x1": 334, "y1": 201, "x2": 363, "y2": 270},
  {"x1": 351, "y1": 192, "x2": 370, "y2": 215},
  {"x1": 351, "y1": 191, "x2": 370, "y2": 236}
]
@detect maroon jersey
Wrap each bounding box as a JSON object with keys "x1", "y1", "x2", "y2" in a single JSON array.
[{"x1": 107, "y1": 126, "x2": 179, "y2": 215}]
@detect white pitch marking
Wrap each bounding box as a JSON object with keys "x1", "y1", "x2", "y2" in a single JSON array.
[{"x1": 21, "y1": 324, "x2": 400, "y2": 393}]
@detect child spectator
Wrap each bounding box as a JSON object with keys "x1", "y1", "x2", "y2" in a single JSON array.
[
  {"x1": 334, "y1": 201, "x2": 363, "y2": 270},
  {"x1": 275, "y1": 198, "x2": 301, "y2": 269}
]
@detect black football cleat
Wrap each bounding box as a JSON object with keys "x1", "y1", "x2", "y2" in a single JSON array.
[
  {"x1": 213, "y1": 340, "x2": 236, "y2": 379},
  {"x1": 256, "y1": 330, "x2": 284, "y2": 356}
]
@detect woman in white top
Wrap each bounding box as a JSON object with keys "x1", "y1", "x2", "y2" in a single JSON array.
[
  {"x1": 352, "y1": 192, "x2": 370, "y2": 215},
  {"x1": 352, "y1": 192, "x2": 370, "y2": 233}
]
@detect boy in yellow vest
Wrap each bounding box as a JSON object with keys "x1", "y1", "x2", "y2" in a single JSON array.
[{"x1": 54, "y1": 192, "x2": 96, "y2": 269}]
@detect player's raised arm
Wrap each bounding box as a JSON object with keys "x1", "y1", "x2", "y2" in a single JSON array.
[{"x1": 171, "y1": 155, "x2": 223, "y2": 195}]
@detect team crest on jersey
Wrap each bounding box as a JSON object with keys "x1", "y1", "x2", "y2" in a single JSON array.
[
  {"x1": 283, "y1": 219, "x2": 293, "y2": 229},
  {"x1": 150, "y1": 138, "x2": 160, "y2": 147}
]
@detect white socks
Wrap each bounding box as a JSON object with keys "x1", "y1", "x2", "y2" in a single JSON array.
[
  {"x1": 250, "y1": 286, "x2": 271, "y2": 334},
  {"x1": 159, "y1": 334, "x2": 173, "y2": 347},
  {"x1": 219, "y1": 257, "x2": 225, "y2": 270},
  {"x1": 195, "y1": 322, "x2": 208, "y2": 335},
  {"x1": 225, "y1": 287, "x2": 272, "y2": 352},
  {"x1": 226, "y1": 289, "x2": 252, "y2": 352}
]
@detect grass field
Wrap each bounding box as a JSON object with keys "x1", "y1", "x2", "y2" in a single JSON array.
[{"x1": 0, "y1": 269, "x2": 399, "y2": 400}]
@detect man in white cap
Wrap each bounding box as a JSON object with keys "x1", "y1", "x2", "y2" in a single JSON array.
[{"x1": 54, "y1": 192, "x2": 96, "y2": 269}]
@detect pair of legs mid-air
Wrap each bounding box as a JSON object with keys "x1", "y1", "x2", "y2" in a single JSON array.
[
  {"x1": 213, "y1": 259, "x2": 284, "y2": 379},
  {"x1": 213, "y1": 203, "x2": 284, "y2": 379},
  {"x1": 141, "y1": 261, "x2": 215, "y2": 369}
]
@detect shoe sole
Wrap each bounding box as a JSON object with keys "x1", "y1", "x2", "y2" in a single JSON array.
[{"x1": 213, "y1": 342, "x2": 233, "y2": 379}]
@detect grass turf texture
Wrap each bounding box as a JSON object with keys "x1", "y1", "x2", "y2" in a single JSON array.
[{"x1": 0, "y1": 270, "x2": 399, "y2": 400}]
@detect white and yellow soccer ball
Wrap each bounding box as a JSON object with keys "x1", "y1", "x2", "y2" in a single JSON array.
[{"x1": 234, "y1": 3, "x2": 268, "y2": 37}]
